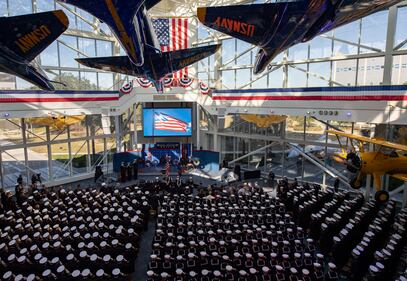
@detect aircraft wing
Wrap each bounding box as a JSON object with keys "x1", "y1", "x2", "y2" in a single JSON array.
[
  {"x1": 314, "y1": 0, "x2": 403, "y2": 37},
  {"x1": 391, "y1": 173, "x2": 407, "y2": 182},
  {"x1": 197, "y1": 2, "x2": 315, "y2": 47},
  {"x1": 166, "y1": 44, "x2": 221, "y2": 72},
  {"x1": 76, "y1": 56, "x2": 144, "y2": 77},
  {"x1": 0, "y1": 10, "x2": 68, "y2": 62},
  {"x1": 327, "y1": 130, "x2": 407, "y2": 151},
  {"x1": 59, "y1": 0, "x2": 144, "y2": 65}
]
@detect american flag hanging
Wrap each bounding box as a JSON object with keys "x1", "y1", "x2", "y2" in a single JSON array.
[
  {"x1": 154, "y1": 112, "x2": 188, "y2": 132},
  {"x1": 152, "y1": 18, "x2": 189, "y2": 79}
]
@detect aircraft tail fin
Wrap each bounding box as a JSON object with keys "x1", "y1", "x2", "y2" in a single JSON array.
[
  {"x1": 166, "y1": 44, "x2": 220, "y2": 73},
  {"x1": 197, "y1": 3, "x2": 302, "y2": 47},
  {"x1": 0, "y1": 10, "x2": 68, "y2": 62}
]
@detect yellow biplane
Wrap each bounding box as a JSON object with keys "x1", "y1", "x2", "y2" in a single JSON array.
[
  {"x1": 327, "y1": 130, "x2": 407, "y2": 203},
  {"x1": 27, "y1": 115, "x2": 85, "y2": 130}
]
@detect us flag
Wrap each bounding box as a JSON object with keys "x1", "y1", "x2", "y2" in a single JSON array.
[
  {"x1": 154, "y1": 112, "x2": 189, "y2": 132},
  {"x1": 152, "y1": 18, "x2": 189, "y2": 79}
]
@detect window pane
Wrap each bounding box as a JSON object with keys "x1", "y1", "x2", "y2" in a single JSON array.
[
  {"x1": 331, "y1": 59, "x2": 357, "y2": 86},
  {"x1": 288, "y1": 43, "x2": 308, "y2": 61},
  {"x1": 27, "y1": 145, "x2": 49, "y2": 182},
  {"x1": 268, "y1": 67, "x2": 284, "y2": 88},
  {"x1": 41, "y1": 41, "x2": 59, "y2": 67},
  {"x1": 0, "y1": 119, "x2": 23, "y2": 145},
  {"x1": 51, "y1": 143, "x2": 71, "y2": 179},
  {"x1": 360, "y1": 11, "x2": 388, "y2": 53},
  {"x1": 0, "y1": 0, "x2": 7, "y2": 16},
  {"x1": 222, "y1": 39, "x2": 235, "y2": 65},
  {"x1": 395, "y1": 7, "x2": 407, "y2": 50},
  {"x1": 1, "y1": 149, "x2": 27, "y2": 190},
  {"x1": 76, "y1": 10, "x2": 94, "y2": 32},
  {"x1": 36, "y1": 0, "x2": 54, "y2": 12},
  {"x1": 236, "y1": 69, "x2": 251, "y2": 89},
  {"x1": 308, "y1": 62, "x2": 331, "y2": 87},
  {"x1": 392, "y1": 55, "x2": 407, "y2": 85},
  {"x1": 96, "y1": 40, "x2": 112, "y2": 56},
  {"x1": 286, "y1": 116, "x2": 304, "y2": 140},
  {"x1": 9, "y1": 0, "x2": 32, "y2": 16},
  {"x1": 221, "y1": 70, "x2": 235, "y2": 89},
  {"x1": 71, "y1": 141, "x2": 89, "y2": 175},
  {"x1": 58, "y1": 35, "x2": 79, "y2": 68},
  {"x1": 80, "y1": 72, "x2": 98, "y2": 90},
  {"x1": 78, "y1": 38, "x2": 96, "y2": 56},
  {"x1": 59, "y1": 71, "x2": 80, "y2": 90},
  {"x1": 333, "y1": 21, "x2": 360, "y2": 56},
  {"x1": 357, "y1": 57, "x2": 384, "y2": 86},
  {"x1": 98, "y1": 73, "x2": 114, "y2": 90},
  {"x1": 287, "y1": 64, "x2": 307, "y2": 88},
  {"x1": 309, "y1": 36, "x2": 332, "y2": 59}
]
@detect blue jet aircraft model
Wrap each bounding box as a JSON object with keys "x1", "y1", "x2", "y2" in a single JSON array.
[
  {"x1": 0, "y1": 11, "x2": 69, "y2": 90},
  {"x1": 198, "y1": 0, "x2": 402, "y2": 75},
  {"x1": 59, "y1": 0, "x2": 220, "y2": 92}
]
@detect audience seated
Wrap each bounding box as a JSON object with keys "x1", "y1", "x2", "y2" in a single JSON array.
[
  {"x1": 147, "y1": 186, "x2": 338, "y2": 281},
  {"x1": 0, "y1": 184, "x2": 152, "y2": 280}
]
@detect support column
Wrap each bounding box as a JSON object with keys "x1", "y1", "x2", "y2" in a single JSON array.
[
  {"x1": 196, "y1": 104, "x2": 201, "y2": 150},
  {"x1": 365, "y1": 128, "x2": 375, "y2": 199},
  {"x1": 383, "y1": 5, "x2": 398, "y2": 85},
  {"x1": 0, "y1": 152, "x2": 3, "y2": 189},
  {"x1": 133, "y1": 103, "x2": 138, "y2": 149},
  {"x1": 86, "y1": 119, "x2": 91, "y2": 172},
  {"x1": 21, "y1": 118, "x2": 29, "y2": 183},
  {"x1": 67, "y1": 126, "x2": 73, "y2": 177},
  {"x1": 46, "y1": 126, "x2": 53, "y2": 181},
  {"x1": 115, "y1": 115, "x2": 122, "y2": 153}
]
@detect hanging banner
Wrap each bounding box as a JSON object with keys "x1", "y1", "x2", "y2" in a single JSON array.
[
  {"x1": 137, "y1": 78, "x2": 153, "y2": 88},
  {"x1": 179, "y1": 76, "x2": 193, "y2": 88},
  {"x1": 199, "y1": 81, "x2": 210, "y2": 95},
  {"x1": 119, "y1": 80, "x2": 133, "y2": 94}
]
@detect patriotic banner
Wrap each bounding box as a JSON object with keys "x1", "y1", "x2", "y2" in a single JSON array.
[
  {"x1": 137, "y1": 78, "x2": 153, "y2": 88},
  {"x1": 163, "y1": 75, "x2": 173, "y2": 88},
  {"x1": 199, "y1": 82, "x2": 210, "y2": 95},
  {"x1": 179, "y1": 75, "x2": 193, "y2": 88},
  {"x1": 153, "y1": 18, "x2": 189, "y2": 79},
  {"x1": 119, "y1": 80, "x2": 133, "y2": 94}
]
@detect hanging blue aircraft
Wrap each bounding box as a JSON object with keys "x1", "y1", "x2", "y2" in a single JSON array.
[
  {"x1": 59, "y1": 0, "x2": 220, "y2": 92},
  {"x1": 198, "y1": 0, "x2": 402, "y2": 75},
  {"x1": 0, "y1": 11, "x2": 69, "y2": 90}
]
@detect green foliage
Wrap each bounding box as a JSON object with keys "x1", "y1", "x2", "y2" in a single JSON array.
[{"x1": 55, "y1": 72, "x2": 98, "y2": 90}]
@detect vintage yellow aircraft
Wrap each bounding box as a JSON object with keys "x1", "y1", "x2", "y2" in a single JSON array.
[
  {"x1": 27, "y1": 115, "x2": 85, "y2": 130},
  {"x1": 327, "y1": 129, "x2": 407, "y2": 202}
]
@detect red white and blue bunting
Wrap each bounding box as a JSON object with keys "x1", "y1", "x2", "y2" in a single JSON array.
[
  {"x1": 119, "y1": 80, "x2": 133, "y2": 95},
  {"x1": 199, "y1": 82, "x2": 210, "y2": 95},
  {"x1": 179, "y1": 75, "x2": 193, "y2": 88},
  {"x1": 137, "y1": 78, "x2": 153, "y2": 88},
  {"x1": 163, "y1": 76, "x2": 173, "y2": 88}
]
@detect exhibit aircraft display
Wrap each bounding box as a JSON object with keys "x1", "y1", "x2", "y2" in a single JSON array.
[
  {"x1": 197, "y1": 0, "x2": 402, "y2": 75},
  {"x1": 327, "y1": 129, "x2": 407, "y2": 203},
  {"x1": 0, "y1": 11, "x2": 69, "y2": 90},
  {"x1": 59, "y1": 0, "x2": 220, "y2": 92}
]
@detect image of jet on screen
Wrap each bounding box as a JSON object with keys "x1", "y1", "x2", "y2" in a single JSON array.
[
  {"x1": 154, "y1": 112, "x2": 191, "y2": 133},
  {"x1": 58, "y1": 0, "x2": 220, "y2": 92},
  {"x1": 0, "y1": 11, "x2": 69, "y2": 90},
  {"x1": 197, "y1": 0, "x2": 402, "y2": 75}
]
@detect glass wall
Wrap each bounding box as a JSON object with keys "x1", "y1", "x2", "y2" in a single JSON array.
[{"x1": 0, "y1": 117, "x2": 117, "y2": 190}]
